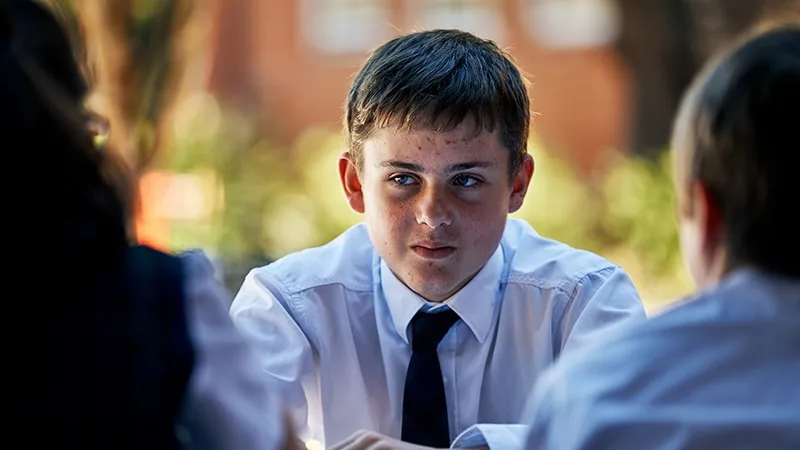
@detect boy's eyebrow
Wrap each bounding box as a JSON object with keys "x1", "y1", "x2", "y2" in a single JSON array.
[
  {"x1": 379, "y1": 161, "x2": 424, "y2": 172},
  {"x1": 379, "y1": 160, "x2": 494, "y2": 173},
  {"x1": 447, "y1": 161, "x2": 494, "y2": 173}
]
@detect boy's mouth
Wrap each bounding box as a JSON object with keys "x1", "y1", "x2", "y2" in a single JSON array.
[{"x1": 411, "y1": 244, "x2": 456, "y2": 260}]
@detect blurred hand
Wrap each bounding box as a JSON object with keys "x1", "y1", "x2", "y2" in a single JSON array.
[{"x1": 281, "y1": 411, "x2": 305, "y2": 450}]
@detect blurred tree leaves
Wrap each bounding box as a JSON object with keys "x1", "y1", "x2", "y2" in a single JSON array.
[
  {"x1": 515, "y1": 141, "x2": 686, "y2": 293},
  {"x1": 65, "y1": 0, "x2": 194, "y2": 175}
]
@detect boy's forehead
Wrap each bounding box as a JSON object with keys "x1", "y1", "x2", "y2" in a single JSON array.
[
  {"x1": 369, "y1": 124, "x2": 500, "y2": 148},
  {"x1": 377, "y1": 107, "x2": 490, "y2": 133},
  {"x1": 363, "y1": 125, "x2": 507, "y2": 166}
]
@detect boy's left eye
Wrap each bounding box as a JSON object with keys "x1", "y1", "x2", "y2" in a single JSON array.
[{"x1": 453, "y1": 174, "x2": 479, "y2": 187}]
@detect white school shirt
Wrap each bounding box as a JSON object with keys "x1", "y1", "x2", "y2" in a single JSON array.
[
  {"x1": 230, "y1": 219, "x2": 645, "y2": 449},
  {"x1": 177, "y1": 250, "x2": 287, "y2": 450},
  {"x1": 524, "y1": 268, "x2": 800, "y2": 450}
]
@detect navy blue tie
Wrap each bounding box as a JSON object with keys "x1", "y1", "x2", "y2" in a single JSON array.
[{"x1": 401, "y1": 308, "x2": 460, "y2": 447}]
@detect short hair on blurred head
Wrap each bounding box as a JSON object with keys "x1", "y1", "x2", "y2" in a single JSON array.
[{"x1": 672, "y1": 23, "x2": 800, "y2": 277}]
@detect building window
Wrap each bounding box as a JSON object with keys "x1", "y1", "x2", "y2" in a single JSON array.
[
  {"x1": 301, "y1": 0, "x2": 390, "y2": 54},
  {"x1": 411, "y1": 0, "x2": 504, "y2": 43},
  {"x1": 525, "y1": 0, "x2": 620, "y2": 49}
]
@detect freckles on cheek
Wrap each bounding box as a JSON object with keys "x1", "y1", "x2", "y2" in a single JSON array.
[
  {"x1": 372, "y1": 205, "x2": 410, "y2": 238},
  {"x1": 381, "y1": 199, "x2": 413, "y2": 221},
  {"x1": 462, "y1": 212, "x2": 504, "y2": 245}
]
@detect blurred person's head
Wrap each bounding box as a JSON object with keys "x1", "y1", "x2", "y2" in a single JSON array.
[
  {"x1": 339, "y1": 29, "x2": 534, "y2": 301},
  {"x1": 671, "y1": 23, "x2": 800, "y2": 288},
  {"x1": 1, "y1": 0, "x2": 130, "y2": 273}
]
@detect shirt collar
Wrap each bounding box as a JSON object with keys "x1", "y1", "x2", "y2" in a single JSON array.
[{"x1": 380, "y1": 244, "x2": 504, "y2": 345}]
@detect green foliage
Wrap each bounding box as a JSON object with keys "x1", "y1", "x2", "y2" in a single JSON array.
[
  {"x1": 600, "y1": 152, "x2": 682, "y2": 275},
  {"x1": 167, "y1": 96, "x2": 289, "y2": 262},
  {"x1": 517, "y1": 144, "x2": 682, "y2": 275},
  {"x1": 514, "y1": 143, "x2": 692, "y2": 306}
]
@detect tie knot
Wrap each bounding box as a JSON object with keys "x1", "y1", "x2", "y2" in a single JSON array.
[{"x1": 409, "y1": 308, "x2": 460, "y2": 352}]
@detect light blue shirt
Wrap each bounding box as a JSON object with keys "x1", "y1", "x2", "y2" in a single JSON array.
[
  {"x1": 525, "y1": 268, "x2": 800, "y2": 450},
  {"x1": 230, "y1": 218, "x2": 644, "y2": 449},
  {"x1": 176, "y1": 250, "x2": 287, "y2": 450}
]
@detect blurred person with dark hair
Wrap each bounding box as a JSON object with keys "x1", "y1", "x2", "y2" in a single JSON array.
[
  {"x1": 524, "y1": 23, "x2": 800, "y2": 450},
  {"x1": 2, "y1": 1, "x2": 298, "y2": 448},
  {"x1": 230, "y1": 28, "x2": 645, "y2": 450}
]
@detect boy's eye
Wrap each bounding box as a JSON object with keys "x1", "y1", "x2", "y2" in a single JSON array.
[
  {"x1": 391, "y1": 174, "x2": 416, "y2": 185},
  {"x1": 453, "y1": 174, "x2": 479, "y2": 187}
]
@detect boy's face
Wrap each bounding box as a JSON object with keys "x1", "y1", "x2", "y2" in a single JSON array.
[{"x1": 340, "y1": 119, "x2": 533, "y2": 301}]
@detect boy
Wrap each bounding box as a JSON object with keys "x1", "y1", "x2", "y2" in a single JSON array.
[
  {"x1": 232, "y1": 29, "x2": 644, "y2": 450},
  {"x1": 525, "y1": 24, "x2": 800, "y2": 449}
]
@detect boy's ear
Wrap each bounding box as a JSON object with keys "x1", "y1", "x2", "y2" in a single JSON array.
[
  {"x1": 693, "y1": 180, "x2": 723, "y2": 257},
  {"x1": 508, "y1": 153, "x2": 534, "y2": 213},
  {"x1": 339, "y1": 152, "x2": 365, "y2": 214}
]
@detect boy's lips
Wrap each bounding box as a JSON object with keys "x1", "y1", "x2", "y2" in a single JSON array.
[{"x1": 411, "y1": 244, "x2": 456, "y2": 260}]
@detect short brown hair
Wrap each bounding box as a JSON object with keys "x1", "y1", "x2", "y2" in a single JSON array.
[
  {"x1": 344, "y1": 29, "x2": 530, "y2": 178},
  {"x1": 673, "y1": 23, "x2": 800, "y2": 277}
]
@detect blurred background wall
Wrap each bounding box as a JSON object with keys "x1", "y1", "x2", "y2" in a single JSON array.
[{"x1": 57, "y1": 0, "x2": 798, "y2": 310}]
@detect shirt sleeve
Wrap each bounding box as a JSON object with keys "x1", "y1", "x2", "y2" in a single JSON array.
[
  {"x1": 176, "y1": 249, "x2": 288, "y2": 450},
  {"x1": 451, "y1": 267, "x2": 644, "y2": 450},
  {"x1": 558, "y1": 265, "x2": 646, "y2": 355},
  {"x1": 451, "y1": 424, "x2": 529, "y2": 450},
  {"x1": 229, "y1": 262, "x2": 320, "y2": 444},
  {"x1": 521, "y1": 360, "x2": 578, "y2": 450}
]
